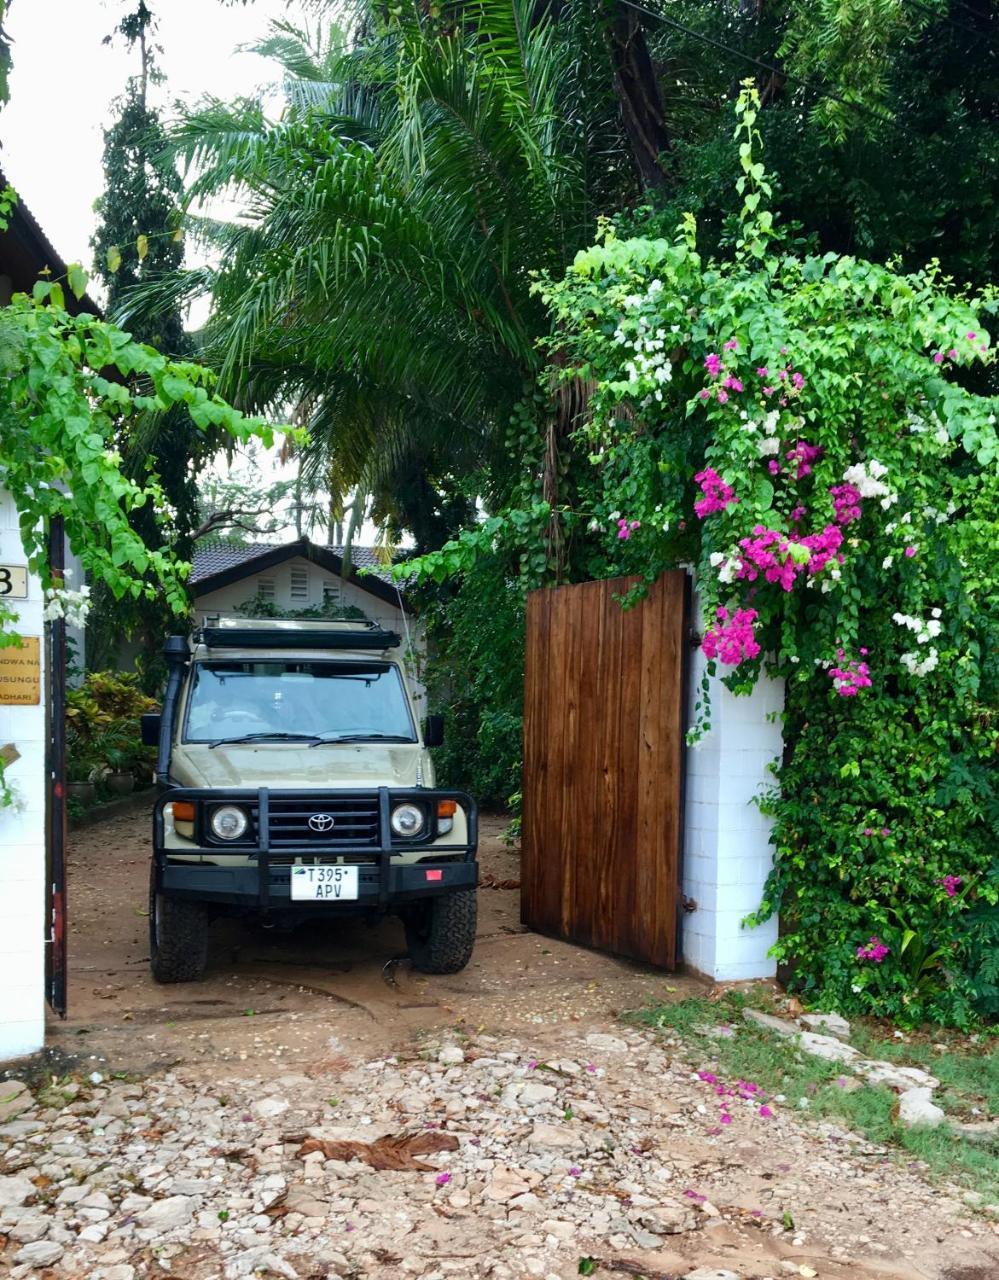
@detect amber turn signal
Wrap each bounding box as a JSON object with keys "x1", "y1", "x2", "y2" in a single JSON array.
[
  {"x1": 172, "y1": 801, "x2": 196, "y2": 823},
  {"x1": 437, "y1": 800, "x2": 457, "y2": 818}
]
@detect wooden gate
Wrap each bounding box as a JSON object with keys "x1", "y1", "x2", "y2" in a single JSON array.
[{"x1": 521, "y1": 573, "x2": 688, "y2": 968}]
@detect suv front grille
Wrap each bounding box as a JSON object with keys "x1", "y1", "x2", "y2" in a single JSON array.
[{"x1": 256, "y1": 797, "x2": 381, "y2": 849}]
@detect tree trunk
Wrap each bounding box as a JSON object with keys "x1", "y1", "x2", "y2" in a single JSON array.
[{"x1": 607, "y1": 1, "x2": 672, "y2": 190}]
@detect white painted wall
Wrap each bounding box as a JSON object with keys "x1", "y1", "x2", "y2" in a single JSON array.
[
  {"x1": 194, "y1": 556, "x2": 427, "y2": 716},
  {"x1": 682, "y1": 642, "x2": 784, "y2": 982},
  {"x1": 0, "y1": 490, "x2": 46, "y2": 1060}
]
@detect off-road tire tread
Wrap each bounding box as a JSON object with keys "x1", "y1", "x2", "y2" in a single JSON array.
[
  {"x1": 406, "y1": 889, "x2": 477, "y2": 974},
  {"x1": 149, "y1": 864, "x2": 209, "y2": 984}
]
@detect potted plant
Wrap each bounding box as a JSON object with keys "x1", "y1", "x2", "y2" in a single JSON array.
[{"x1": 92, "y1": 727, "x2": 137, "y2": 797}]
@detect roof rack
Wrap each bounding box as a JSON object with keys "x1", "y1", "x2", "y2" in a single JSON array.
[{"x1": 196, "y1": 618, "x2": 401, "y2": 651}]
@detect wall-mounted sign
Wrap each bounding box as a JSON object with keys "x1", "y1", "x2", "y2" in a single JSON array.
[
  {"x1": 0, "y1": 637, "x2": 41, "y2": 704},
  {"x1": 0, "y1": 566, "x2": 28, "y2": 600}
]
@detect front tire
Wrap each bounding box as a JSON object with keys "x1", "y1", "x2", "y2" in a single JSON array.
[
  {"x1": 404, "y1": 889, "x2": 477, "y2": 974},
  {"x1": 149, "y1": 862, "x2": 210, "y2": 983}
]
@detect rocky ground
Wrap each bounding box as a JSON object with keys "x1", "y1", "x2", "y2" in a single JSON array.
[
  {"x1": 2, "y1": 1026, "x2": 997, "y2": 1280},
  {"x1": 0, "y1": 809, "x2": 996, "y2": 1280}
]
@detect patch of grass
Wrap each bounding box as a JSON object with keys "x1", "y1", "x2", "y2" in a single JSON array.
[{"x1": 629, "y1": 993, "x2": 999, "y2": 1206}]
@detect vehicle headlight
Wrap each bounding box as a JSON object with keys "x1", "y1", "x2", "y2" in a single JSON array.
[
  {"x1": 391, "y1": 803, "x2": 425, "y2": 839},
  {"x1": 211, "y1": 805, "x2": 249, "y2": 841}
]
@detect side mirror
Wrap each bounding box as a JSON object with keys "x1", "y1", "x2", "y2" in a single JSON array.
[
  {"x1": 141, "y1": 713, "x2": 162, "y2": 748},
  {"x1": 423, "y1": 714, "x2": 444, "y2": 748}
]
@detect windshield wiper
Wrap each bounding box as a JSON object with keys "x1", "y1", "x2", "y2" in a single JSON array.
[
  {"x1": 208, "y1": 732, "x2": 321, "y2": 750},
  {"x1": 309, "y1": 733, "x2": 416, "y2": 747}
]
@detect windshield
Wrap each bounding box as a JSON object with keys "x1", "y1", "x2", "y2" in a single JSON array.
[{"x1": 183, "y1": 660, "x2": 417, "y2": 744}]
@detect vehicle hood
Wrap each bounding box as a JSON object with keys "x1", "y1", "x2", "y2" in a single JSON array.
[{"x1": 171, "y1": 743, "x2": 428, "y2": 791}]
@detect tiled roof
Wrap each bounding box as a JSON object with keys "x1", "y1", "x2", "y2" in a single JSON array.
[{"x1": 190, "y1": 539, "x2": 402, "y2": 587}]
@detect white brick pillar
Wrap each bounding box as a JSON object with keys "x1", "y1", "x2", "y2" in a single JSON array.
[
  {"x1": 682, "y1": 641, "x2": 784, "y2": 981},
  {"x1": 0, "y1": 490, "x2": 47, "y2": 1059}
]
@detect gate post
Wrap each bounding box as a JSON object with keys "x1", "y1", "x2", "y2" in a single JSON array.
[
  {"x1": 0, "y1": 490, "x2": 47, "y2": 1058},
  {"x1": 682, "y1": 643, "x2": 784, "y2": 981}
]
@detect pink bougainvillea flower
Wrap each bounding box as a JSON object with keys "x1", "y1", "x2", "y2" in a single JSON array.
[
  {"x1": 701, "y1": 607, "x2": 761, "y2": 667},
  {"x1": 617, "y1": 518, "x2": 638, "y2": 541},
  {"x1": 568, "y1": 1166, "x2": 581, "y2": 1177},
  {"x1": 904, "y1": 546, "x2": 917, "y2": 557},
  {"x1": 940, "y1": 874, "x2": 963, "y2": 897},
  {"x1": 694, "y1": 468, "x2": 739, "y2": 518},
  {"x1": 526, "y1": 1059, "x2": 538, "y2": 1069},
  {"x1": 717, "y1": 388, "x2": 730, "y2": 405},
  {"x1": 723, "y1": 375, "x2": 744, "y2": 393},
  {"x1": 585, "y1": 1062, "x2": 597, "y2": 1074},
  {"x1": 947, "y1": 348, "x2": 958, "y2": 359},
  {"x1": 830, "y1": 483, "x2": 862, "y2": 525},
  {"x1": 791, "y1": 371, "x2": 805, "y2": 390},
  {"x1": 759, "y1": 1105, "x2": 774, "y2": 1118},
  {"x1": 932, "y1": 351, "x2": 945, "y2": 364},
  {"x1": 967, "y1": 331, "x2": 977, "y2": 340},
  {"x1": 856, "y1": 935, "x2": 890, "y2": 962},
  {"x1": 684, "y1": 1190, "x2": 707, "y2": 1202},
  {"x1": 767, "y1": 459, "x2": 780, "y2": 476},
  {"x1": 762, "y1": 385, "x2": 775, "y2": 396},
  {"x1": 829, "y1": 656, "x2": 872, "y2": 697},
  {"x1": 435, "y1": 1172, "x2": 451, "y2": 1186},
  {"x1": 880, "y1": 826, "x2": 890, "y2": 836},
  {"x1": 699, "y1": 388, "x2": 712, "y2": 401},
  {"x1": 719, "y1": 1113, "x2": 733, "y2": 1125},
  {"x1": 756, "y1": 366, "x2": 769, "y2": 377},
  {"x1": 697, "y1": 1070, "x2": 719, "y2": 1084},
  {"x1": 724, "y1": 338, "x2": 739, "y2": 350},
  {"x1": 704, "y1": 352, "x2": 723, "y2": 376}
]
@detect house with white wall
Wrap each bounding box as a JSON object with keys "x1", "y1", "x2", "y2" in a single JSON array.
[{"x1": 190, "y1": 538, "x2": 427, "y2": 714}]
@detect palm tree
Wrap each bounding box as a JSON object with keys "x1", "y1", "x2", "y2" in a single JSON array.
[{"x1": 124, "y1": 1, "x2": 676, "y2": 550}]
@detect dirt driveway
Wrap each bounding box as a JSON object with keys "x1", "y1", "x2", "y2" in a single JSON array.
[
  {"x1": 55, "y1": 807, "x2": 692, "y2": 1073},
  {"x1": 0, "y1": 805, "x2": 994, "y2": 1280}
]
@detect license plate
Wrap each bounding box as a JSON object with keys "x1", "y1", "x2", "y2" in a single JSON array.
[{"x1": 290, "y1": 864, "x2": 359, "y2": 901}]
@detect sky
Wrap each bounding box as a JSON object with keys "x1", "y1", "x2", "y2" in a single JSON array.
[
  {"x1": 0, "y1": 1, "x2": 391, "y2": 550},
  {"x1": 1, "y1": 0, "x2": 295, "y2": 270}
]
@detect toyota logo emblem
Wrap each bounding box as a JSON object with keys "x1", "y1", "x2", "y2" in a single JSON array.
[{"x1": 308, "y1": 813, "x2": 336, "y2": 833}]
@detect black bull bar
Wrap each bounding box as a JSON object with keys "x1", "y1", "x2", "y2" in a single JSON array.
[{"x1": 152, "y1": 787, "x2": 478, "y2": 913}]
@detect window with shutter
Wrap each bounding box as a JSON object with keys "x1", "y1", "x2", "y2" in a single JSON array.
[{"x1": 290, "y1": 567, "x2": 309, "y2": 601}]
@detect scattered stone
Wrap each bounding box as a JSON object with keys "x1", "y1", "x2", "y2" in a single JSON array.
[
  {"x1": 528, "y1": 1124, "x2": 577, "y2": 1150},
  {"x1": 799, "y1": 1012, "x2": 851, "y2": 1040},
  {"x1": 634, "y1": 1204, "x2": 698, "y2": 1235},
  {"x1": 742, "y1": 1009, "x2": 798, "y2": 1038},
  {"x1": 12, "y1": 1241, "x2": 64, "y2": 1267},
  {"x1": 484, "y1": 1168, "x2": 532, "y2": 1202},
  {"x1": 956, "y1": 1119, "x2": 999, "y2": 1145},
  {"x1": 0, "y1": 1082, "x2": 32, "y2": 1123},
  {"x1": 798, "y1": 1032, "x2": 861, "y2": 1064},
  {"x1": 102, "y1": 1267, "x2": 136, "y2": 1280},
  {"x1": 252, "y1": 1097, "x2": 290, "y2": 1121},
  {"x1": 898, "y1": 1087, "x2": 946, "y2": 1129},
  {"x1": 8, "y1": 1216, "x2": 49, "y2": 1244},
  {"x1": 0, "y1": 1175, "x2": 35, "y2": 1208},
  {"x1": 225, "y1": 1247, "x2": 298, "y2": 1278},
  {"x1": 135, "y1": 1194, "x2": 196, "y2": 1230},
  {"x1": 584, "y1": 1033, "x2": 629, "y2": 1052},
  {"x1": 683, "y1": 1269, "x2": 741, "y2": 1280},
  {"x1": 855, "y1": 1060, "x2": 939, "y2": 1092},
  {"x1": 438, "y1": 1046, "x2": 465, "y2": 1066}
]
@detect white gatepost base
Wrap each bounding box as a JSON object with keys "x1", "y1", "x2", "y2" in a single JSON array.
[
  {"x1": 682, "y1": 643, "x2": 784, "y2": 982},
  {"x1": 0, "y1": 492, "x2": 46, "y2": 1060}
]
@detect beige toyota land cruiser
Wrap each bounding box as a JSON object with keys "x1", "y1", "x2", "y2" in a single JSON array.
[{"x1": 142, "y1": 618, "x2": 478, "y2": 983}]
